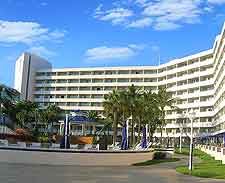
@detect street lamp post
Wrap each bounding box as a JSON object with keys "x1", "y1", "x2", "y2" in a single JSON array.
[
  {"x1": 179, "y1": 125, "x2": 183, "y2": 153},
  {"x1": 188, "y1": 110, "x2": 196, "y2": 171}
]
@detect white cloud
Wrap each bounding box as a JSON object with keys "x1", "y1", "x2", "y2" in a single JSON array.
[
  {"x1": 93, "y1": 0, "x2": 225, "y2": 31},
  {"x1": 94, "y1": 7, "x2": 133, "y2": 25},
  {"x1": 127, "y1": 17, "x2": 152, "y2": 28},
  {"x1": 95, "y1": 4, "x2": 103, "y2": 12},
  {"x1": 142, "y1": 0, "x2": 202, "y2": 30},
  {"x1": 135, "y1": 0, "x2": 149, "y2": 7},
  {"x1": 28, "y1": 46, "x2": 56, "y2": 57},
  {"x1": 204, "y1": 6, "x2": 213, "y2": 12},
  {"x1": 154, "y1": 18, "x2": 182, "y2": 30},
  {"x1": 154, "y1": 21, "x2": 181, "y2": 30},
  {"x1": 0, "y1": 20, "x2": 65, "y2": 45},
  {"x1": 208, "y1": 0, "x2": 225, "y2": 4},
  {"x1": 85, "y1": 44, "x2": 144, "y2": 61},
  {"x1": 128, "y1": 44, "x2": 146, "y2": 50}
]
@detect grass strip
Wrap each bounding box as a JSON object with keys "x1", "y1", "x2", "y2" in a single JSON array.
[{"x1": 176, "y1": 147, "x2": 225, "y2": 179}]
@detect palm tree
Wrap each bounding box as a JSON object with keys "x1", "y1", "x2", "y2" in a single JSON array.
[
  {"x1": 156, "y1": 86, "x2": 176, "y2": 146},
  {"x1": 16, "y1": 110, "x2": 27, "y2": 128},
  {"x1": 126, "y1": 84, "x2": 141, "y2": 146},
  {"x1": 14, "y1": 101, "x2": 38, "y2": 129},
  {"x1": 0, "y1": 84, "x2": 20, "y2": 123},
  {"x1": 118, "y1": 90, "x2": 130, "y2": 123},
  {"x1": 103, "y1": 90, "x2": 122, "y2": 146},
  {"x1": 86, "y1": 111, "x2": 99, "y2": 121},
  {"x1": 143, "y1": 91, "x2": 161, "y2": 143},
  {"x1": 0, "y1": 84, "x2": 19, "y2": 104},
  {"x1": 134, "y1": 90, "x2": 159, "y2": 143},
  {"x1": 134, "y1": 94, "x2": 145, "y2": 143},
  {"x1": 40, "y1": 104, "x2": 63, "y2": 135}
]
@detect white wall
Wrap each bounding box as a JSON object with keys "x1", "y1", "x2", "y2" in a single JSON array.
[{"x1": 14, "y1": 52, "x2": 51, "y2": 100}]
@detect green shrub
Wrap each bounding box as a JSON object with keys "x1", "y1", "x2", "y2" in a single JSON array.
[
  {"x1": 38, "y1": 136, "x2": 49, "y2": 143},
  {"x1": 153, "y1": 151, "x2": 167, "y2": 160}
]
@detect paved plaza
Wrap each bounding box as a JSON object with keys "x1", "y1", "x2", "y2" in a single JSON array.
[{"x1": 0, "y1": 155, "x2": 224, "y2": 183}]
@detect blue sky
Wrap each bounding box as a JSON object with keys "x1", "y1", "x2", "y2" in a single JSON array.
[{"x1": 0, "y1": 0, "x2": 225, "y2": 87}]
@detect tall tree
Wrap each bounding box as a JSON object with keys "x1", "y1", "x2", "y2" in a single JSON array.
[
  {"x1": 103, "y1": 90, "x2": 122, "y2": 146},
  {"x1": 40, "y1": 104, "x2": 63, "y2": 134},
  {"x1": 156, "y1": 86, "x2": 176, "y2": 146},
  {"x1": 0, "y1": 84, "x2": 20, "y2": 124},
  {"x1": 15, "y1": 101, "x2": 38, "y2": 129},
  {"x1": 134, "y1": 90, "x2": 160, "y2": 143},
  {"x1": 143, "y1": 91, "x2": 161, "y2": 143},
  {"x1": 0, "y1": 84, "x2": 19, "y2": 105},
  {"x1": 118, "y1": 90, "x2": 130, "y2": 124},
  {"x1": 86, "y1": 111, "x2": 99, "y2": 121},
  {"x1": 126, "y1": 84, "x2": 141, "y2": 147}
]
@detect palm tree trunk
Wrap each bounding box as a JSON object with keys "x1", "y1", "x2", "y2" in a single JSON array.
[
  {"x1": 148, "y1": 122, "x2": 151, "y2": 142},
  {"x1": 161, "y1": 110, "x2": 165, "y2": 147},
  {"x1": 132, "y1": 119, "x2": 135, "y2": 146},
  {"x1": 160, "y1": 126, "x2": 163, "y2": 146},
  {"x1": 131, "y1": 117, "x2": 134, "y2": 146},
  {"x1": 113, "y1": 112, "x2": 118, "y2": 146},
  {"x1": 137, "y1": 119, "x2": 141, "y2": 142},
  {"x1": 131, "y1": 112, "x2": 136, "y2": 147}
]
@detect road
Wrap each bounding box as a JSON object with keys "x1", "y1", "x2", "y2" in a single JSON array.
[{"x1": 0, "y1": 155, "x2": 224, "y2": 183}]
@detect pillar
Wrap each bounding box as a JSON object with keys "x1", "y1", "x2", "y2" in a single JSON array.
[
  {"x1": 93, "y1": 125, "x2": 96, "y2": 135},
  {"x1": 82, "y1": 124, "x2": 86, "y2": 136}
]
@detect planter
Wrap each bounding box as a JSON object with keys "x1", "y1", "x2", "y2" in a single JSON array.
[
  {"x1": 41, "y1": 143, "x2": 50, "y2": 148},
  {"x1": 70, "y1": 136, "x2": 94, "y2": 144}
]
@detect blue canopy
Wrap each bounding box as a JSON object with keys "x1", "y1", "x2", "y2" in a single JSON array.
[{"x1": 68, "y1": 115, "x2": 95, "y2": 124}]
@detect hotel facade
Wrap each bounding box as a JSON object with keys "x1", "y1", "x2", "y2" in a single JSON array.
[{"x1": 14, "y1": 23, "x2": 225, "y2": 139}]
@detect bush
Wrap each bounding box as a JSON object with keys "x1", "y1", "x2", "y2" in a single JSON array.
[
  {"x1": 38, "y1": 136, "x2": 49, "y2": 143},
  {"x1": 153, "y1": 151, "x2": 167, "y2": 160}
]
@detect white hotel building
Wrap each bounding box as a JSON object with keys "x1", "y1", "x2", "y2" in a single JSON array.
[{"x1": 14, "y1": 23, "x2": 225, "y2": 140}]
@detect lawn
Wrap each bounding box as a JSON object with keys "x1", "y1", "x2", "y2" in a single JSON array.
[
  {"x1": 175, "y1": 147, "x2": 203, "y2": 156},
  {"x1": 133, "y1": 158, "x2": 179, "y2": 166},
  {"x1": 176, "y1": 147, "x2": 225, "y2": 179}
]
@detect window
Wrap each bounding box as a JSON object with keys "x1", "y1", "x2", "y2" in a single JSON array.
[
  {"x1": 57, "y1": 72, "x2": 67, "y2": 76},
  {"x1": 118, "y1": 78, "x2": 129, "y2": 82},
  {"x1": 93, "y1": 71, "x2": 104, "y2": 75},
  {"x1": 131, "y1": 70, "x2": 143, "y2": 74},
  {"x1": 79, "y1": 87, "x2": 91, "y2": 91},
  {"x1": 80, "y1": 79, "x2": 91, "y2": 83},
  {"x1": 144, "y1": 78, "x2": 157, "y2": 82},
  {"x1": 118, "y1": 70, "x2": 129, "y2": 74},
  {"x1": 68, "y1": 87, "x2": 78, "y2": 91},
  {"x1": 80, "y1": 71, "x2": 92, "y2": 75},
  {"x1": 144, "y1": 70, "x2": 157, "y2": 74},
  {"x1": 68, "y1": 71, "x2": 79, "y2": 75},
  {"x1": 105, "y1": 71, "x2": 117, "y2": 75},
  {"x1": 68, "y1": 79, "x2": 79, "y2": 83}
]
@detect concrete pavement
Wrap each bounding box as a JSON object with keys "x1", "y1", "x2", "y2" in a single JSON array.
[{"x1": 0, "y1": 155, "x2": 224, "y2": 183}]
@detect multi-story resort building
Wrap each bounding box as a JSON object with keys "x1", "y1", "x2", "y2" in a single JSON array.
[{"x1": 14, "y1": 22, "x2": 225, "y2": 141}]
